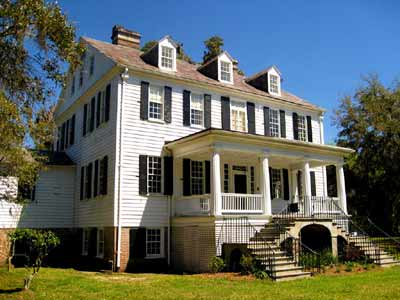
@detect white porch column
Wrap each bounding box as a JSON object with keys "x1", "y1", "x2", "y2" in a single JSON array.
[
  {"x1": 302, "y1": 161, "x2": 312, "y2": 216},
  {"x1": 260, "y1": 154, "x2": 272, "y2": 216},
  {"x1": 336, "y1": 163, "x2": 348, "y2": 215},
  {"x1": 211, "y1": 150, "x2": 222, "y2": 216}
]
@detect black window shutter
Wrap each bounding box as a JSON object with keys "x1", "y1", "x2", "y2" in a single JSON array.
[
  {"x1": 140, "y1": 82, "x2": 149, "y2": 120},
  {"x1": 65, "y1": 119, "x2": 70, "y2": 147},
  {"x1": 94, "y1": 159, "x2": 99, "y2": 197},
  {"x1": 163, "y1": 156, "x2": 173, "y2": 195},
  {"x1": 293, "y1": 112, "x2": 299, "y2": 140},
  {"x1": 183, "y1": 158, "x2": 191, "y2": 196},
  {"x1": 282, "y1": 168, "x2": 289, "y2": 200},
  {"x1": 96, "y1": 91, "x2": 101, "y2": 127},
  {"x1": 247, "y1": 102, "x2": 255, "y2": 134},
  {"x1": 80, "y1": 166, "x2": 85, "y2": 200},
  {"x1": 310, "y1": 171, "x2": 316, "y2": 196},
  {"x1": 264, "y1": 107, "x2": 270, "y2": 136},
  {"x1": 221, "y1": 96, "x2": 230, "y2": 130},
  {"x1": 204, "y1": 94, "x2": 212, "y2": 128},
  {"x1": 90, "y1": 97, "x2": 95, "y2": 132},
  {"x1": 86, "y1": 163, "x2": 92, "y2": 199},
  {"x1": 105, "y1": 84, "x2": 111, "y2": 122},
  {"x1": 101, "y1": 156, "x2": 108, "y2": 195},
  {"x1": 164, "y1": 86, "x2": 172, "y2": 123},
  {"x1": 60, "y1": 122, "x2": 66, "y2": 151},
  {"x1": 183, "y1": 90, "x2": 191, "y2": 126},
  {"x1": 139, "y1": 155, "x2": 148, "y2": 195},
  {"x1": 205, "y1": 160, "x2": 211, "y2": 194},
  {"x1": 70, "y1": 115, "x2": 75, "y2": 145},
  {"x1": 279, "y1": 110, "x2": 286, "y2": 138},
  {"x1": 83, "y1": 104, "x2": 88, "y2": 136},
  {"x1": 129, "y1": 228, "x2": 146, "y2": 259},
  {"x1": 269, "y1": 167, "x2": 273, "y2": 199},
  {"x1": 306, "y1": 116, "x2": 313, "y2": 142}
]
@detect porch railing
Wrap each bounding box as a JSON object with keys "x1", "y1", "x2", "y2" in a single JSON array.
[{"x1": 221, "y1": 193, "x2": 263, "y2": 214}]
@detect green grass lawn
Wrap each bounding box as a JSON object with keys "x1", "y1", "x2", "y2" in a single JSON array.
[{"x1": 0, "y1": 266, "x2": 400, "y2": 300}]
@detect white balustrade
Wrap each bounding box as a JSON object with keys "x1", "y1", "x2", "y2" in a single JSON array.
[{"x1": 221, "y1": 193, "x2": 263, "y2": 214}]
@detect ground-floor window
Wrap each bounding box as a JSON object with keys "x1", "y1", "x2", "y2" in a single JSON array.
[
  {"x1": 146, "y1": 228, "x2": 164, "y2": 258},
  {"x1": 191, "y1": 161, "x2": 204, "y2": 195},
  {"x1": 82, "y1": 228, "x2": 90, "y2": 255},
  {"x1": 97, "y1": 228, "x2": 105, "y2": 258},
  {"x1": 271, "y1": 168, "x2": 283, "y2": 199}
]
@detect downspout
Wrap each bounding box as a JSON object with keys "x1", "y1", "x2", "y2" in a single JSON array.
[{"x1": 116, "y1": 67, "x2": 129, "y2": 271}]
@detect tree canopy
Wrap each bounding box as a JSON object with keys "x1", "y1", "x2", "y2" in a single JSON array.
[
  {"x1": 0, "y1": 0, "x2": 83, "y2": 200},
  {"x1": 334, "y1": 75, "x2": 400, "y2": 233},
  {"x1": 202, "y1": 35, "x2": 224, "y2": 64}
]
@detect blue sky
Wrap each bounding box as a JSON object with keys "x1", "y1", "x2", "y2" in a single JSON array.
[{"x1": 59, "y1": 0, "x2": 400, "y2": 143}]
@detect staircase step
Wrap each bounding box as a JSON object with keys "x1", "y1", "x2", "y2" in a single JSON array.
[{"x1": 274, "y1": 272, "x2": 312, "y2": 282}]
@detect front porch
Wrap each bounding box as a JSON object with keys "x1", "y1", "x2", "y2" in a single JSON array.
[{"x1": 166, "y1": 129, "x2": 353, "y2": 219}]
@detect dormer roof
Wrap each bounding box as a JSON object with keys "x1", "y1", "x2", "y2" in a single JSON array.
[
  {"x1": 81, "y1": 37, "x2": 324, "y2": 112},
  {"x1": 245, "y1": 65, "x2": 282, "y2": 82}
]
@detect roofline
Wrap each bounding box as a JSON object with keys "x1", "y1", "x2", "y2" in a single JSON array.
[
  {"x1": 245, "y1": 65, "x2": 282, "y2": 82},
  {"x1": 165, "y1": 128, "x2": 354, "y2": 156}
]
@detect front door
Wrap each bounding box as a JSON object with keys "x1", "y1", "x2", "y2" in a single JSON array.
[{"x1": 234, "y1": 174, "x2": 247, "y2": 194}]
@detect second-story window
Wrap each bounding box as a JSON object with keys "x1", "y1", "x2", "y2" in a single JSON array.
[
  {"x1": 269, "y1": 74, "x2": 279, "y2": 95},
  {"x1": 269, "y1": 109, "x2": 280, "y2": 137},
  {"x1": 190, "y1": 93, "x2": 203, "y2": 126},
  {"x1": 149, "y1": 86, "x2": 164, "y2": 120},
  {"x1": 298, "y1": 115, "x2": 307, "y2": 141},
  {"x1": 148, "y1": 156, "x2": 162, "y2": 194},
  {"x1": 220, "y1": 61, "x2": 232, "y2": 82},
  {"x1": 231, "y1": 101, "x2": 247, "y2": 132},
  {"x1": 161, "y1": 46, "x2": 173, "y2": 69}
]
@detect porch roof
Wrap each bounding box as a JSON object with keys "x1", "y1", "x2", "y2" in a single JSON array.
[{"x1": 164, "y1": 128, "x2": 354, "y2": 165}]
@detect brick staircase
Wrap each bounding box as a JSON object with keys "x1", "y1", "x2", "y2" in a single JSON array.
[{"x1": 246, "y1": 220, "x2": 313, "y2": 281}]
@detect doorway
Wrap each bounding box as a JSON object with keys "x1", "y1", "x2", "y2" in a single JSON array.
[{"x1": 232, "y1": 166, "x2": 248, "y2": 194}]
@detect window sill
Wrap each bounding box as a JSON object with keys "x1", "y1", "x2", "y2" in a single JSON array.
[
  {"x1": 145, "y1": 255, "x2": 164, "y2": 259},
  {"x1": 190, "y1": 124, "x2": 204, "y2": 130},
  {"x1": 147, "y1": 118, "x2": 165, "y2": 124}
]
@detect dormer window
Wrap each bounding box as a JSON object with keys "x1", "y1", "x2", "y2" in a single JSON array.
[
  {"x1": 269, "y1": 74, "x2": 279, "y2": 94},
  {"x1": 220, "y1": 61, "x2": 232, "y2": 83},
  {"x1": 161, "y1": 46, "x2": 173, "y2": 69}
]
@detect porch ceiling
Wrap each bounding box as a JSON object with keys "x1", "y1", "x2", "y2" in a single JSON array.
[{"x1": 164, "y1": 128, "x2": 354, "y2": 166}]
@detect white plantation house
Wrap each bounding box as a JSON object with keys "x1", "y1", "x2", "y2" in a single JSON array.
[{"x1": 1, "y1": 26, "x2": 398, "y2": 280}]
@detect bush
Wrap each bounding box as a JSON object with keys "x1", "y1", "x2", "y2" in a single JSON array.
[
  {"x1": 208, "y1": 256, "x2": 225, "y2": 273},
  {"x1": 344, "y1": 261, "x2": 354, "y2": 272},
  {"x1": 320, "y1": 249, "x2": 338, "y2": 266},
  {"x1": 254, "y1": 270, "x2": 269, "y2": 280},
  {"x1": 239, "y1": 255, "x2": 256, "y2": 275}
]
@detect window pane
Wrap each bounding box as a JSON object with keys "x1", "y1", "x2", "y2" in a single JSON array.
[
  {"x1": 190, "y1": 94, "x2": 203, "y2": 126},
  {"x1": 148, "y1": 157, "x2": 162, "y2": 193},
  {"x1": 270, "y1": 75, "x2": 279, "y2": 94},
  {"x1": 231, "y1": 101, "x2": 247, "y2": 132},
  {"x1": 271, "y1": 169, "x2": 282, "y2": 199},
  {"x1": 298, "y1": 115, "x2": 307, "y2": 141},
  {"x1": 146, "y1": 229, "x2": 161, "y2": 256},
  {"x1": 220, "y1": 61, "x2": 231, "y2": 82},
  {"x1": 269, "y1": 109, "x2": 280, "y2": 137},
  {"x1": 161, "y1": 46, "x2": 173, "y2": 69},
  {"x1": 191, "y1": 161, "x2": 204, "y2": 195},
  {"x1": 149, "y1": 86, "x2": 163, "y2": 119}
]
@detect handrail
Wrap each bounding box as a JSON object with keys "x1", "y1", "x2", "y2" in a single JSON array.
[{"x1": 367, "y1": 217, "x2": 400, "y2": 246}]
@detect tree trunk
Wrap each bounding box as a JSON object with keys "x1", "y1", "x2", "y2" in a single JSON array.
[{"x1": 24, "y1": 273, "x2": 34, "y2": 290}]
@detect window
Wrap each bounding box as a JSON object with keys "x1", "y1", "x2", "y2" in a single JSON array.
[
  {"x1": 146, "y1": 228, "x2": 163, "y2": 258},
  {"x1": 271, "y1": 168, "x2": 282, "y2": 199},
  {"x1": 269, "y1": 109, "x2": 280, "y2": 137},
  {"x1": 79, "y1": 69, "x2": 84, "y2": 87},
  {"x1": 298, "y1": 115, "x2": 307, "y2": 141},
  {"x1": 223, "y1": 164, "x2": 229, "y2": 193},
  {"x1": 97, "y1": 228, "x2": 104, "y2": 258},
  {"x1": 85, "y1": 163, "x2": 92, "y2": 199},
  {"x1": 148, "y1": 86, "x2": 164, "y2": 120},
  {"x1": 71, "y1": 76, "x2": 75, "y2": 95},
  {"x1": 190, "y1": 94, "x2": 203, "y2": 126},
  {"x1": 82, "y1": 229, "x2": 89, "y2": 255},
  {"x1": 220, "y1": 61, "x2": 232, "y2": 82},
  {"x1": 148, "y1": 156, "x2": 162, "y2": 193},
  {"x1": 231, "y1": 101, "x2": 247, "y2": 132},
  {"x1": 160, "y1": 46, "x2": 174, "y2": 69},
  {"x1": 269, "y1": 74, "x2": 279, "y2": 94},
  {"x1": 191, "y1": 161, "x2": 204, "y2": 195},
  {"x1": 89, "y1": 55, "x2": 95, "y2": 76}
]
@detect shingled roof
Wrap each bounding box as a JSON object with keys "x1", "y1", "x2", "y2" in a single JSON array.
[{"x1": 82, "y1": 37, "x2": 323, "y2": 112}]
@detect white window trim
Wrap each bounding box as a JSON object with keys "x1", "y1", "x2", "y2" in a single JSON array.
[
  {"x1": 268, "y1": 72, "x2": 281, "y2": 96},
  {"x1": 230, "y1": 100, "x2": 248, "y2": 133},
  {"x1": 218, "y1": 58, "x2": 233, "y2": 84},
  {"x1": 190, "y1": 93, "x2": 204, "y2": 128},
  {"x1": 269, "y1": 108, "x2": 281, "y2": 137},
  {"x1": 191, "y1": 160, "x2": 206, "y2": 195},
  {"x1": 297, "y1": 115, "x2": 308, "y2": 142},
  {"x1": 158, "y1": 44, "x2": 176, "y2": 72},
  {"x1": 148, "y1": 85, "x2": 165, "y2": 122},
  {"x1": 147, "y1": 156, "x2": 163, "y2": 195},
  {"x1": 96, "y1": 228, "x2": 105, "y2": 258},
  {"x1": 82, "y1": 228, "x2": 89, "y2": 256},
  {"x1": 145, "y1": 228, "x2": 165, "y2": 259}
]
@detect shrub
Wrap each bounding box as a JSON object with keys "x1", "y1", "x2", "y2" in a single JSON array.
[
  {"x1": 254, "y1": 270, "x2": 269, "y2": 280},
  {"x1": 344, "y1": 261, "x2": 354, "y2": 272},
  {"x1": 320, "y1": 249, "x2": 338, "y2": 266},
  {"x1": 208, "y1": 256, "x2": 225, "y2": 273},
  {"x1": 239, "y1": 254, "x2": 256, "y2": 275}
]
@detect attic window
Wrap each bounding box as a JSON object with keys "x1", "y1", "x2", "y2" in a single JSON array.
[
  {"x1": 161, "y1": 46, "x2": 174, "y2": 69},
  {"x1": 269, "y1": 74, "x2": 280, "y2": 95},
  {"x1": 220, "y1": 61, "x2": 232, "y2": 82}
]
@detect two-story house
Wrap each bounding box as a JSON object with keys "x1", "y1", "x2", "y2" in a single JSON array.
[{"x1": 7, "y1": 25, "x2": 390, "y2": 280}]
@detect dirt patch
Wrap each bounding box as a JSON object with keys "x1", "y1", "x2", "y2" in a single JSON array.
[
  {"x1": 319, "y1": 264, "x2": 383, "y2": 276},
  {"x1": 191, "y1": 272, "x2": 255, "y2": 281},
  {"x1": 93, "y1": 274, "x2": 148, "y2": 282}
]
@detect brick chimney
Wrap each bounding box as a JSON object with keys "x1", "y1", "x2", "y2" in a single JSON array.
[{"x1": 111, "y1": 25, "x2": 141, "y2": 49}]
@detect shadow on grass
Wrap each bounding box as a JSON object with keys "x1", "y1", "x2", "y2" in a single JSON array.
[{"x1": 0, "y1": 287, "x2": 23, "y2": 294}]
